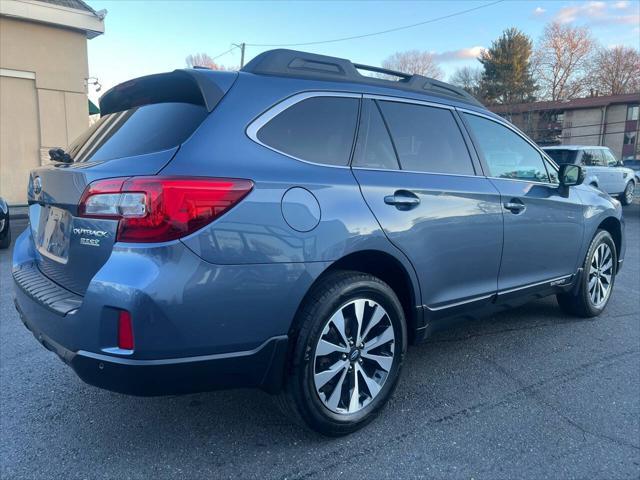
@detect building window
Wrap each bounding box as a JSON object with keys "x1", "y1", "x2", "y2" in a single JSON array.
[
  {"x1": 627, "y1": 105, "x2": 639, "y2": 121},
  {"x1": 624, "y1": 131, "x2": 636, "y2": 145},
  {"x1": 548, "y1": 111, "x2": 564, "y2": 124}
]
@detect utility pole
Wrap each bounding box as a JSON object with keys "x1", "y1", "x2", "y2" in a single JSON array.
[{"x1": 233, "y1": 43, "x2": 246, "y2": 68}]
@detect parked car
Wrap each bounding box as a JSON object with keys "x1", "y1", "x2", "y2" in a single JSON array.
[
  {"x1": 13, "y1": 50, "x2": 626, "y2": 436},
  {"x1": 623, "y1": 158, "x2": 640, "y2": 185},
  {"x1": 0, "y1": 197, "x2": 9, "y2": 249},
  {"x1": 542, "y1": 146, "x2": 636, "y2": 205}
]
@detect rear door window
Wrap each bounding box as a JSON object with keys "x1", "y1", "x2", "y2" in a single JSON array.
[
  {"x1": 463, "y1": 113, "x2": 550, "y2": 183},
  {"x1": 352, "y1": 100, "x2": 399, "y2": 170},
  {"x1": 583, "y1": 150, "x2": 604, "y2": 166},
  {"x1": 68, "y1": 102, "x2": 208, "y2": 163},
  {"x1": 257, "y1": 96, "x2": 359, "y2": 166},
  {"x1": 378, "y1": 101, "x2": 475, "y2": 175}
]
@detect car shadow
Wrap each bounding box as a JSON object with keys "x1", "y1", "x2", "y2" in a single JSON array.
[{"x1": 51, "y1": 296, "x2": 591, "y2": 443}]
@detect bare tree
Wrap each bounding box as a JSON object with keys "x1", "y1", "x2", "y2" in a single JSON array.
[
  {"x1": 381, "y1": 50, "x2": 444, "y2": 80},
  {"x1": 589, "y1": 46, "x2": 640, "y2": 95},
  {"x1": 533, "y1": 22, "x2": 594, "y2": 101},
  {"x1": 185, "y1": 53, "x2": 225, "y2": 70},
  {"x1": 449, "y1": 66, "x2": 483, "y2": 98}
]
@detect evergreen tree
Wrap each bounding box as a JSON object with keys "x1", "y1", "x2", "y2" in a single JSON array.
[{"x1": 479, "y1": 28, "x2": 537, "y2": 104}]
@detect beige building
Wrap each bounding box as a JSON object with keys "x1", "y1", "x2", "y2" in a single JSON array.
[
  {"x1": 490, "y1": 93, "x2": 640, "y2": 161},
  {"x1": 0, "y1": 0, "x2": 105, "y2": 204}
]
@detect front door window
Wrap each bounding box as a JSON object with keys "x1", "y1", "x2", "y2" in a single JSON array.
[{"x1": 462, "y1": 113, "x2": 550, "y2": 183}]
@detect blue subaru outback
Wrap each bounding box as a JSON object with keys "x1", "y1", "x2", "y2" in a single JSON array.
[{"x1": 13, "y1": 50, "x2": 625, "y2": 436}]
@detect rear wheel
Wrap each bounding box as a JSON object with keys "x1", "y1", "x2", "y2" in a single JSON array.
[
  {"x1": 619, "y1": 181, "x2": 634, "y2": 206},
  {"x1": 277, "y1": 271, "x2": 407, "y2": 436},
  {"x1": 557, "y1": 230, "x2": 616, "y2": 317}
]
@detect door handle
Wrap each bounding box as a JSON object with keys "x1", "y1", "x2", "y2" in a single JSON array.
[
  {"x1": 384, "y1": 190, "x2": 420, "y2": 210},
  {"x1": 504, "y1": 198, "x2": 526, "y2": 214}
]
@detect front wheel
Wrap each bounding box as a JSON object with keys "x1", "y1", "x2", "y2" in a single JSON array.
[
  {"x1": 277, "y1": 271, "x2": 407, "y2": 436},
  {"x1": 619, "y1": 181, "x2": 635, "y2": 206},
  {"x1": 557, "y1": 230, "x2": 617, "y2": 317}
]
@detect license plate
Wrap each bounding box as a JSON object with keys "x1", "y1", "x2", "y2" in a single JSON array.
[{"x1": 35, "y1": 206, "x2": 71, "y2": 263}]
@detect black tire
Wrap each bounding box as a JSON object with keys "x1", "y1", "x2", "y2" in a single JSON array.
[
  {"x1": 557, "y1": 229, "x2": 617, "y2": 317},
  {"x1": 277, "y1": 270, "x2": 407, "y2": 436},
  {"x1": 619, "y1": 181, "x2": 635, "y2": 206},
  {"x1": 0, "y1": 218, "x2": 10, "y2": 249}
]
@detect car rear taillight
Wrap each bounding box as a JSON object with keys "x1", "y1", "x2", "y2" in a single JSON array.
[{"x1": 79, "y1": 177, "x2": 253, "y2": 242}]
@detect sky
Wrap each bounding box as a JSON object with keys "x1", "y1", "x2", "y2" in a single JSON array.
[{"x1": 85, "y1": 0, "x2": 640, "y2": 100}]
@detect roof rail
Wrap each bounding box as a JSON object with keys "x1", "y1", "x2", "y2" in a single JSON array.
[{"x1": 241, "y1": 49, "x2": 483, "y2": 107}]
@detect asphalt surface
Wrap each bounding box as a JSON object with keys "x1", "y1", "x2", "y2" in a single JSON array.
[{"x1": 1, "y1": 204, "x2": 639, "y2": 480}]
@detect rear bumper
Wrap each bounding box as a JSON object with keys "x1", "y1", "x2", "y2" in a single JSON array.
[
  {"x1": 11, "y1": 227, "x2": 327, "y2": 396},
  {"x1": 14, "y1": 295, "x2": 289, "y2": 396}
]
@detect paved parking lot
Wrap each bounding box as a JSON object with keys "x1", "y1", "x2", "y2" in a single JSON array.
[{"x1": 1, "y1": 203, "x2": 639, "y2": 480}]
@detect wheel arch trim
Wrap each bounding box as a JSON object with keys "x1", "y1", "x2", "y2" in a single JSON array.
[{"x1": 291, "y1": 248, "x2": 423, "y2": 344}]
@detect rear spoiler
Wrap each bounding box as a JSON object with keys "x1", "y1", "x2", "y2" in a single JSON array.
[{"x1": 99, "y1": 69, "x2": 238, "y2": 116}]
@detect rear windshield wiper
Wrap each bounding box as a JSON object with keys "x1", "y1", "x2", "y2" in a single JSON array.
[{"x1": 49, "y1": 148, "x2": 73, "y2": 163}]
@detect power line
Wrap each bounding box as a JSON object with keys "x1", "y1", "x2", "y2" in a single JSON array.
[
  {"x1": 529, "y1": 130, "x2": 632, "y2": 140},
  {"x1": 212, "y1": 45, "x2": 239, "y2": 60},
  {"x1": 245, "y1": 0, "x2": 505, "y2": 48},
  {"x1": 518, "y1": 119, "x2": 632, "y2": 134}
]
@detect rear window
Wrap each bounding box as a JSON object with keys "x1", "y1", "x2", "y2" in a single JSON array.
[
  {"x1": 544, "y1": 149, "x2": 578, "y2": 165},
  {"x1": 68, "y1": 102, "x2": 208, "y2": 163},
  {"x1": 257, "y1": 96, "x2": 359, "y2": 166}
]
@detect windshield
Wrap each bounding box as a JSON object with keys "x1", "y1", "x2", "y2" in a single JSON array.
[
  {"x1": 67, "y1": 102, "x2": 208, "y2": 163},
  {"x1": 544, "y1": 149, "x2": 578, "y2": 165}
]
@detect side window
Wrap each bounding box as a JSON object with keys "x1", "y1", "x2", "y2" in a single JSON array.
[
  {"x1": 462, "y1": 113, "x2": 550, "y2": 183},
  {"x1": 352, "y1": 100, "x2": 399, "y2": 170},
  {"x1": 603, "y1": 149, "x2": 618, "y2": 167},
  {"x1": 257, "y1": 96, "x2": 359, "y2": 166},
  {"x1": 584, "y1": 149, "x2": 605, "y2": 167},
  {"x1": 377, "y1": 101, "x2": 475, "y2": 175}
]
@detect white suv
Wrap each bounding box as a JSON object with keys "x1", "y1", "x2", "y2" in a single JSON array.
[{"x1": 543, "y1": 146, "x2": 636, "y2": 205}]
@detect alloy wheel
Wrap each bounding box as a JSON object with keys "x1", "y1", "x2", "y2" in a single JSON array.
[
  {"x1": 313, "y1": 299, "x2": 395, "y2": 414},
  {"x1": 625, "y1": 183, "x2": 634, "y2": 204},
  {"x1": 588, "y1": 243, "x2": 614, "y2": 307}
]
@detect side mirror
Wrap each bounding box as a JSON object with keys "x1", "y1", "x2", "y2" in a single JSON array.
[{"x1": 559, "y1": 163, "x2": 585, "y2": 187}]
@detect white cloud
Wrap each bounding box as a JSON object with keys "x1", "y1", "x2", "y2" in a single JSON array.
[
  {"x1": 553, "y1": 0, "x2": 639, "y2": 25},
  {"x1": 432, "y1": 46, "x2": 486, "y2": 62},
  {"x1": 533, "y1": 6, "x2": 546, "y2": 16},
  {"x1": 554, "y1": 1, "x2": 606, "y2": 24}
]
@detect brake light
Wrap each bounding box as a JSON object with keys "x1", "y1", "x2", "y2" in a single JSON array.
[{"x1": 79, "y1": 177, "x2": 253, "y2": 242}]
